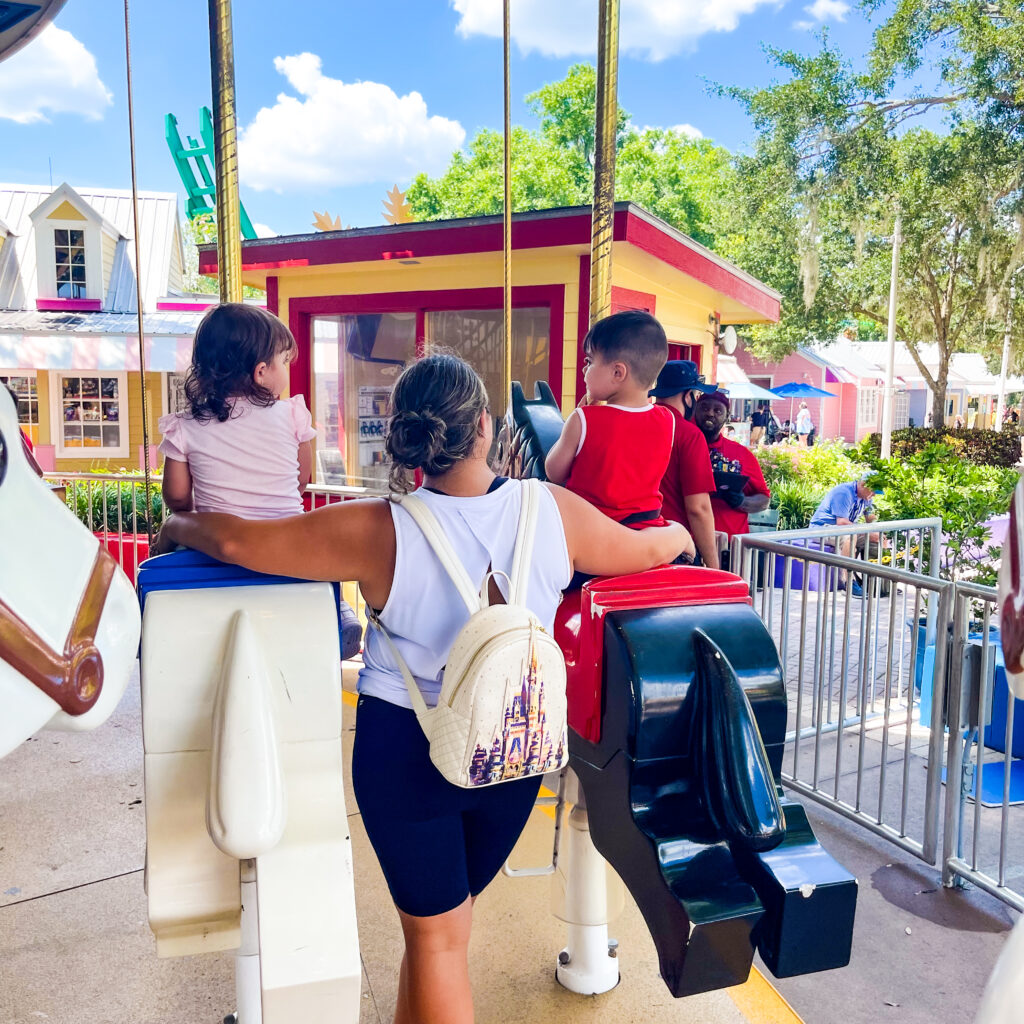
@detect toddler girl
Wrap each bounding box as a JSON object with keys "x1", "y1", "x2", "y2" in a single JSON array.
[{"x1": 159, "y1": 302, "x2": 361, "y2": 655}]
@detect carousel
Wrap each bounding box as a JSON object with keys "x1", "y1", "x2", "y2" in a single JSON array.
[{"x1": 7, "y1": 2, "x2": 1018, "y2": 1023}]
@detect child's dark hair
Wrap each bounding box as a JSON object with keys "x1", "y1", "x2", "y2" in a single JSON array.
[
  {"x1": 385, "y1": 353, "x2": 488, "y2": 493},
  {"x1": 583, "y1": 310, "x2": 668, "y2": 388},
  {"x1": 184, "y1": 303, "x2": 297, "y2": 422}
]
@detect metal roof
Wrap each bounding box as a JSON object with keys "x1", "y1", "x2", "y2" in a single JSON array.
[
  {"x1": 0, "y1": 183, "x2": 184, "y2": 312},
  {"x1": 0, "y1": 308, "x2": 205, "y2": 336}
]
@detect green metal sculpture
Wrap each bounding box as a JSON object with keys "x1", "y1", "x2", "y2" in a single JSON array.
[{"x1": 165, "y1": 107, "x2": 257, "y2": 240}]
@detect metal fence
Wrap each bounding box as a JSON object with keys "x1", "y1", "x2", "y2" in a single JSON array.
[
  {"x1": 44, "y1": 473, "x2": 372, "y2": 626},
  {"x1": 734, "y1": 524, "x2": 1022, "y2": 912}
]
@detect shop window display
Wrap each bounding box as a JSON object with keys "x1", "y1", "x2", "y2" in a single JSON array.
[
  {"x1": 54, "y1": 372, "x2": 126, "y2": 455},
  {"x1": 0, "y1": 374, "x2": 39, "y2": 444}
]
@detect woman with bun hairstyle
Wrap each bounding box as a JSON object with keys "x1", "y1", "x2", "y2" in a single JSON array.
[{"x1": 155, "y1": 353, "x2": 692, "y2": 1024}]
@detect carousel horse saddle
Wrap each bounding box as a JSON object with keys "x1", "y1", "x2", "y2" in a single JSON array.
[{"x1": 501, "y1": 383, "x2": 857, "y2": 996}]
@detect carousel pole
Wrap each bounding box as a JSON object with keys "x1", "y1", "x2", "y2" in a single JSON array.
[
  {"x1": 501, "y1": 0, "x2": 513, "y2": 413},
  {"x1": 555, "y1": 0, "x2": 622, "y2": 996},
  {"x1": 589, "y1": 0, "x2": 620, "y2": 325},
  {"x1": 208, "y1": 0, "x2": 244, "y2": 303},
  {"x1": 122, "y1": 0, "x2": 153, "y2": 545}
]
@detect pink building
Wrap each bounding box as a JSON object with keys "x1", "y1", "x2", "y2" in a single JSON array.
[{"x1": 734, "y1": 339, "x2": 909, "y2": 442}]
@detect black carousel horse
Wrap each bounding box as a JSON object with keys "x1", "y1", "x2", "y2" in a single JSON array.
[{"x1": 497, "y1": 382, "x2": 857, "y2": 997}]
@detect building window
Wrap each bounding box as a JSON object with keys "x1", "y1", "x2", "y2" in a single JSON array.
[
  {"x1": 0, "y1": 373, "x2": 40, "y2": 445},
  {"x1": 425, "y1": 308, "x2": 550, "y2": 420},
  {"x1": 312, "y1": 314, "x2": 417, "y2": 489},
  {"x1": 165, "y1": 372, "x2": 189, "y2": 416},
  {"x1": 309, "y1": 307, "x2": 552, "y2": 489},
  {"x1": 857, "y1": 386, "x2": 879, "y2": 427},
  {"x1": 55, "y1": 228, "x2": 87, "y2": 299},
  {"x1": 52, "y1": 371, "x2": 127, "y2": 457}
]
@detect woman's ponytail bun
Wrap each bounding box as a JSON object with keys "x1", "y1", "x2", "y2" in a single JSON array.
[
  {"x1": 387, "y1": 409, "x2": 447, "y2": 468},
  {"x1": 385, "y1": 353, "x2": 489, "y2": 493}
]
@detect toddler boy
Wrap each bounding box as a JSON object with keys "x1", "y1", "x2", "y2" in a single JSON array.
[{"x1": 546, "y1": 310, "x2": 674, "y2": 527}]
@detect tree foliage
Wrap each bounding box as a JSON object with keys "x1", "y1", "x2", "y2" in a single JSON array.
[
  {"x1": 721, "y1": 28, "x2": 1024, "y2": 418},
  {"x1": 407, "y1": 63, "x2": 735, "y2": 249}
]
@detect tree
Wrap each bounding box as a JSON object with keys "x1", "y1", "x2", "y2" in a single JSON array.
[
  {"x1": 722, "y1": 36, "x2": 1024, "y2": 422},
  {"x1": 407, "y1": 64, "x2": 735, "y2": 249}
]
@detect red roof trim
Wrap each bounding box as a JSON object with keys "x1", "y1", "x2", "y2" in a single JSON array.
[
  {"x1": 622, "y1": 211, "x2": 780, "y2": 322},
  {"x1": 203, "y1": 204, "x2": 779, "y2": 324}
]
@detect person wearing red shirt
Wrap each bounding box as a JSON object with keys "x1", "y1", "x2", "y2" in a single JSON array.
[
  {"x1": 547, "y1": 311, "x2": 676, "y2": 529},
  {"x1": 694, "y1": 390, "x2": 770, "y2": 549},
  {"x1": 650, "y1": 360, "x2": 720, "y2": 568}
]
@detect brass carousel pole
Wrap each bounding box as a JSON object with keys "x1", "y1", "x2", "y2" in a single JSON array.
[
  {"x1": 502, "y1": 0, "x2": 513, "y2": 413},
  {"x1": 589, "y1": 0, "x2": 620, "y2": 326},
  {"x1": 123, "y1": 0, "x2": 153, "y2": 544},
  {"x1": 208, "y1": 0, "x2": 243, "y2": 303}
]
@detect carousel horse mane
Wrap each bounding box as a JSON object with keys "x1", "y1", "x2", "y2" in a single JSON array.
[
  {"x1": 495, "y1": 381, "x2": 564, "y2": 482},
  {"x1": 0, "y1": 388, "x2": 139, "y2": 758}
]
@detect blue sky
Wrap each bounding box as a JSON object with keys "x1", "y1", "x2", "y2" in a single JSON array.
[{"x1": 0, "y1": 0, "x2": 884, "y2": 236}]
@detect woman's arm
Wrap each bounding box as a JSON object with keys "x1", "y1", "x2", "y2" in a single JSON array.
[
  {"x1": 544, "y1": 410, "x2": 582, "y2": 485},
  {"x1": 156, "y1": 498, "x2": 397, "y2": 607},
  {"x1": 547, "y1": 485, "x2": 693, "y2": 575},
  {"x1": 298, "y1": 440, "x2": 313, "y2": 492},
  {"x1": 161, "y1": 458, "x2": 194, "y2": 512}
]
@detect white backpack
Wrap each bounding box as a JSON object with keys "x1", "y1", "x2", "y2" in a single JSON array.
[{"x1": 368, "y1": 479, "x2": 569, "y2": 789}]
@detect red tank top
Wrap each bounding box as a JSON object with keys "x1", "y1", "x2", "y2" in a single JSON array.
[{"x1": 565, "y1": 403, "x2": 675, "y2": 526}]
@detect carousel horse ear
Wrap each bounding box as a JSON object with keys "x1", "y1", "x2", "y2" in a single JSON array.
[{"x1": 0, "y1": 387, "x2": 139, "y2": 758}]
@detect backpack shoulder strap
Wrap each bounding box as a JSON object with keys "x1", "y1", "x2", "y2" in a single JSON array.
[
  {"x1": 508, "y1": 479, "x2": 540, "y2": 606},
  {"x1": 396, "y1": 493, "x2": 479, "y2": 615}
]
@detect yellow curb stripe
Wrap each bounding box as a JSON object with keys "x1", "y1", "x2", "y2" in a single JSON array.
[
  {"x1": 343, "y1": 688, "x2": 802, "y2": 1024},
  {"x1": 727, "y1": 967, "x2": 804, "y2": 1024}
]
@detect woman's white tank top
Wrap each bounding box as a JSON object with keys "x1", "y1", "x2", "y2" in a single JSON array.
[{"x1": 358, "y1": 479, "x2": 573, "y2": 710}]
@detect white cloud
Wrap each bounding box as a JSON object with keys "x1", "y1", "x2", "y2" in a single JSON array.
[
  {"x1": 670, "y1": 123, "x2": 703, "y2": 139},
  {"x1": 794, "y1": 0, "x2": 849, "y2": 29},
  {"x1": 451, "y1": 0, "x2": 777, "y2": 62},
  {"x1": 238, "y1": 53, "x2": 466, "y2": 192},
  {"x1": 0, "y1": 25, "x2": 112, "y2": 124},
  {"x1": 639, "y1": 123, "x2": 705, "y2": 139}
]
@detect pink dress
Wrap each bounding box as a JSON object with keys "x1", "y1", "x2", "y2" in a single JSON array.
[{"x1": 158, "y1": 396, "x2": 317, "y2": 519}]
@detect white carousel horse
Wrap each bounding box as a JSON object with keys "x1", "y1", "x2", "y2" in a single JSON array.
[
  {"x1": 138, "y1": 551, "x2": 360, "y2": 1023},
  {"x1": 0, "y1": 387, "x2": 138, "y2": 758}
]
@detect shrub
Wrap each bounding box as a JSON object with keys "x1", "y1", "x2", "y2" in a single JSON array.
[
  {"x1": 770, "y1": 480, "x2": 824, "y2": 531},
  {"x1": 862, "y1": 427, "x2": 1022, "y2": 468},
  {"x1": 68, "y1": 474, "x2": 163, "y2": 534},
  {"x1": 866, "y1": 444, "x2": 1017, "y2": 581},
  {"x1": 755, "y1": 446, "x2": 800, "y2": 493}
]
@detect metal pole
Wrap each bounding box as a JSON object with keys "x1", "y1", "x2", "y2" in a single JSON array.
[
  {"x1": 589, "y1": 0, "x2": 620, "y2": 326},
  {"x1": 880, "y1": 214, "x2": 901, "y2": 459},
  {"x1": 123, "y1": 0, "x2": 153, "y2": 544},
  {"x1": 502, "y1": 0, "x2": 512, "y2": 413},
  {"x1": 208, "y1": 0, "x2": 243, "y2": 303},
  {"x1": 996, "y1": 270, "x2": 1020, "y2": 429}
]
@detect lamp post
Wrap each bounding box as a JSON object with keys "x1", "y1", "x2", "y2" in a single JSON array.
[
  {"x1": 880, "y1": 215, "x2": 902, "y2": 460},
  {"x1": 996, "y1": 267, "x2": 1023, "y2": 430}
]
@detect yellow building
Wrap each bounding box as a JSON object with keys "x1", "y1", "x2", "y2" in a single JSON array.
[
  {"x1": 199, "y1": 202, "x2": 780, "y2": 491},
  {"x1": 0, "y1": 182, "x2": 209, "y2": 472}
]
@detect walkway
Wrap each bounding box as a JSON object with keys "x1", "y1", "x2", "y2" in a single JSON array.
[{"x1": 0, "y1": 662, "x2": 1015, "y2": 1024}]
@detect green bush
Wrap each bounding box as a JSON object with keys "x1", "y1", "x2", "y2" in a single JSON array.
[
  {"x1": 755, "y1": 446, "x2": 800, "y2": 493},
  {"x1": 863, "y1": 444, "x2": 1017, "y2": 580},
  {"x1": 68, "y1": 475, "x2": 163, "y2": 535},
  {"x1": 771, "y1": 480, "x2": 825, "y2": 531},
  {"x1": 862, "y1": 427, "x2": 1022, "y2": 468}
]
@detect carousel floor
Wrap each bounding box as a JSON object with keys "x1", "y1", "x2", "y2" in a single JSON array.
[{"x1": 0, "y1": 662, "x2": 1012, "y2": 1024}]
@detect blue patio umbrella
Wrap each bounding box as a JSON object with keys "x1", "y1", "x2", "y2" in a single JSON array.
[{"x1": 770, "y1": 381, "x2": 837, "y2": 425}]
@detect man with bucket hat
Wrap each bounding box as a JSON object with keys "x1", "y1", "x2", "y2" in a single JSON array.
[{"x1": 650, "y1": 360, "x2": 720, "y2": 568}]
